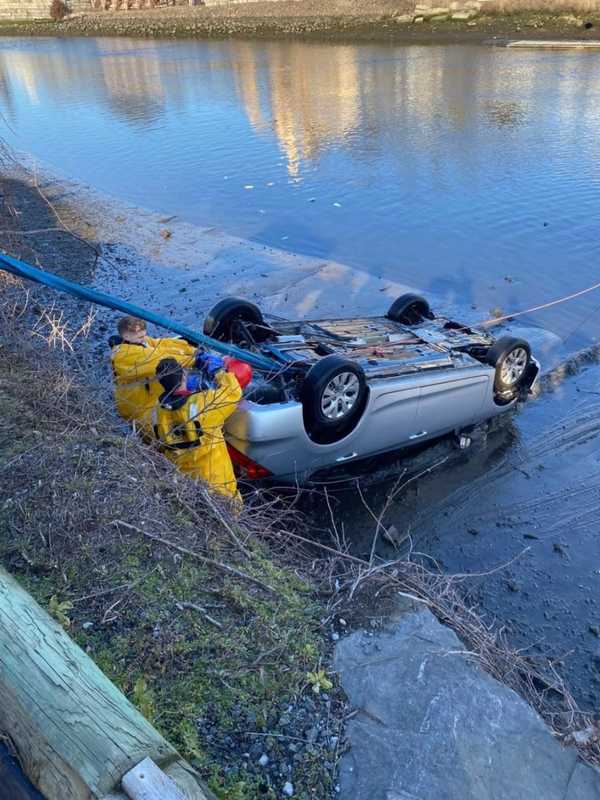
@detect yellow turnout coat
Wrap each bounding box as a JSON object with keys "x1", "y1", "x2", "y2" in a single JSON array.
[
  {"x1": 152, "y1": 370, "x2": 242, "y2": 501},
  {"x1": 110, "y1": 336, "x2": 197, "y2": 430}
]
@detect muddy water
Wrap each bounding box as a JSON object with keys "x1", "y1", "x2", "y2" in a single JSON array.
[{"x1": 2, "y1": 36, "x2": 600, "y2": 707}]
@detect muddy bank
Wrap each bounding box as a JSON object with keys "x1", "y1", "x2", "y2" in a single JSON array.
[{"x1": 2, "y1": 3, "x2": 600, "y2": 43}]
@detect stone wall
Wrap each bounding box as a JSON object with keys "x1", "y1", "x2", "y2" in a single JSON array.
[
  {"x1": 0, "y1": 0, "x2": 90, "y2": 19},
  {"x1": 0, "y1": 0, "x2": 196, "y2": 18}
]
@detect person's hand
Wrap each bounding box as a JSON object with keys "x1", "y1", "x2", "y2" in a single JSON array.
[
  {"x1": 196, "y1": 352, "x2": 225, "y2": 378},
  {"x1": 186, "y1": 373, "x2": 206, "y2": 393}
]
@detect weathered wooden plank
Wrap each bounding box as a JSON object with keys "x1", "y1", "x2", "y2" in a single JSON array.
[
  {"x1": 0, "y1": 567, "x2": 179, "y2": 800},
  {"x1": 122, "y1": 757, "x2": 186, "y2": 800}
]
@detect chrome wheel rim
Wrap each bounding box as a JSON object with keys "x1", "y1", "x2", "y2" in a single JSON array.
[
  {"x1": 321, "y1": 372, "x2": 360, "y2": 420},
  {"x1": 501, "y1": 347, "x2": 528, "y2": 386}
]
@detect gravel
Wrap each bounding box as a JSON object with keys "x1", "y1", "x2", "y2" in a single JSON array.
[{"x1": 195, "y1": 686, "x2": 346, "y2": 796}]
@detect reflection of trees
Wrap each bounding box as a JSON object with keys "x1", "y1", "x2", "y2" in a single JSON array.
[
  {"x1": 0, "y1": 39, "x2": 175, "y2": 126},
  {"x1": 0, "y1": 40, "x2": 106, "y2": 107},
  {"x1": 230, "y1": 42, "x2": 361, "y2": 176},
  {"x1": 230, "y1": 43, "x2": 600, "y2": 177},
  {"x1": 1, "y1": 37, "x2": 600, "y2": 176},
  {"x1": 99, "y1": 40, "x2": 167, "y2": 124},
  {"x1": 270, "y1": 44, "x2": 361, "y2": 175},
  {"x1": 0, "y1": 61, "x2": 15, "y2": 122},
  {"x1": 231, "y1": 42, "x2": 269, "y2": 133}
]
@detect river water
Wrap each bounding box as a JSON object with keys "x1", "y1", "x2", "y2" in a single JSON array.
[
  {"x1": 2, "y1": 36, "x2": 600, "y2": 344},
  {"x1": 2, "y1": 35, "x2": 600, "y2": 707}
]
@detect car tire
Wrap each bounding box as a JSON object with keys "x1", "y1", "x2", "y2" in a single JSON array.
[
  {"x1": 386, "y1": 293, "x2": 433, "y2": 324},
  {"x1": 203, "y1": 297, "x2": 270, "y2": 344},
  {"x1": 302, "y1": 355, "x2": 368, "y2": 444},
  {"x1": 485, "y1": 337, "x2": 531, "y2": 396}
]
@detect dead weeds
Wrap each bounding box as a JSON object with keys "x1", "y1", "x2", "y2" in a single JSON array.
[{"x1": 0, "y1": 283, "x2": 344, "y2": 799}]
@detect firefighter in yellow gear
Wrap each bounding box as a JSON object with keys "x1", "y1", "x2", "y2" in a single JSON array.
[
  {"x1": 110, "y1": 316, "x2": 197, "y2": 432},
  {"x1": 153, "y1": 355, "x2": 244, "y2": 502}
]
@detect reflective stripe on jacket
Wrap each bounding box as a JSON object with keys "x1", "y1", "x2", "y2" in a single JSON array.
[{"x1": 153, "y1": 371, "x2": 242, "y2": 500}]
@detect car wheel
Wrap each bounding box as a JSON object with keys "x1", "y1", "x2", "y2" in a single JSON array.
[
  {"x1": 386, "y1": 293, "x2": 433, "y2": 324},
  {"x1": 302, "y1": 355, "x2": 368, "y2": 444},
  {"x1": 203, "y1": 297, "x2": 270, "y2": 344},
  {"x1": 485, "y1": 337, "x2": 531, "y2": 396}
]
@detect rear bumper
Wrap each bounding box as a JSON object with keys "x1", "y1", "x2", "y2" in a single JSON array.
[{"x1": 225, "y1": 399, "x2": 335, "y2": 485}]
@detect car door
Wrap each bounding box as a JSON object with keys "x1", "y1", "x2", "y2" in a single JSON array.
[
  {"x1": 415, "y1": 370, "x2": 490, "y2": 440},
  {"x1": 359, "y1": 374, "x2": 423, "y2": 457}
]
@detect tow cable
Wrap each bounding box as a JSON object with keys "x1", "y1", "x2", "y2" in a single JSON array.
[{"x1": 479, "y1": 278, "x2": 600, "y2": 332}]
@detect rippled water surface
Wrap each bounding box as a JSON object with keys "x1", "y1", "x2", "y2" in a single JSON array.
[{"x1": 2, "y1": 36, "x2": 600, "y2": 338}]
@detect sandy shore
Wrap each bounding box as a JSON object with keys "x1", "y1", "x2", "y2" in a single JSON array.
[{"x1": 1, "y1": 2, "x2": 599, "y2": 43}]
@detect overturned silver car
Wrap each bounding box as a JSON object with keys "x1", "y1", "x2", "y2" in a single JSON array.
[{"x1": 203, "y1": 294, "x2": 539, "y2": 484}]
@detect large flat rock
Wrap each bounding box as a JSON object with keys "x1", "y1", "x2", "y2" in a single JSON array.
[{"x1": 335, "y1": 608, "x2": 600, "y2": 800}]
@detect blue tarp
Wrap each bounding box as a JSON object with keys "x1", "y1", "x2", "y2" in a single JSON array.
[{"x1": 0, "y1": 253, "x2": 280, "y2": 372}]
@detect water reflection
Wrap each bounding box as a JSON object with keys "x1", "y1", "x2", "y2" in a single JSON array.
[
  {"x1": 1, "y1": 37, "x2": 600, "y2": 342},
  {"x1": 4, "y1": 38, "x2": 600, "y2": 173},
  {"x1": 99, "y1": 40, "x2": 167, "y2": 123},
  {"x1": 264, "y1": 45, "x2": 361, "y2": 175}
]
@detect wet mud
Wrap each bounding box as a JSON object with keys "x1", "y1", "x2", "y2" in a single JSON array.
[{"x1": 307, "y1": 357, "x2": 600, "y2": 710}]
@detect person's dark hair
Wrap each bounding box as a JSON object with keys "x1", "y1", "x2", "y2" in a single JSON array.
[{"x1": 156, "y1": 358, "x2": 184, "y2": 395}]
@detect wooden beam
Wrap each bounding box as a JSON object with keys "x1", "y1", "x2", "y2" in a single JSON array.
[
  {"x1": 122, "y1": 757, "x2": 186, "y2": 800},
  {"x1": 0, "y1": 568, "x2": 215, "y2": 800}
]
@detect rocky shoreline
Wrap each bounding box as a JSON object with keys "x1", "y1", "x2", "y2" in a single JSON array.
[{"x1": 0, "y1": 2, "x2": 599, "y2": 43}]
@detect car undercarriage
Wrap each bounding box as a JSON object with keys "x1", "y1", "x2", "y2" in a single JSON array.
[{"x1": 203, "y1": 294, "x2": 540, "y2": 483}]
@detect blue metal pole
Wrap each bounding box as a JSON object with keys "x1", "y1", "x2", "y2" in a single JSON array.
[{"x1": 0, "y1": 253, "x2": 280, "y2": 373}]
